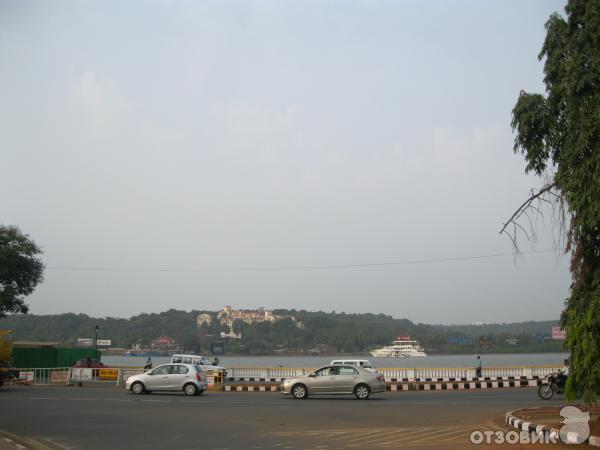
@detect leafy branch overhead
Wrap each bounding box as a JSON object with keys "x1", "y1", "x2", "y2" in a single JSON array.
[
  {"x1": 0, "y1": 225, "x2": 44, "y2": 317},
  {"x1": 506, "y1": 0, "x2": 600, "y2": 402}
]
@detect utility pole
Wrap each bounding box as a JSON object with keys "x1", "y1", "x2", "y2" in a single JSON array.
[{"x1": 95, "y1": 325, "x2": 99, "y2": 359}]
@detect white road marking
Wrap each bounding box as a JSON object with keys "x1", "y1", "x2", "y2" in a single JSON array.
[{"x1": 178, "y1": 400, "x2": 216, "y2": 403}]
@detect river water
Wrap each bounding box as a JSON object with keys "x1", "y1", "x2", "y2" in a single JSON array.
[{"x1": 102, "y1": 352, "x2": 569, "y2": 368}]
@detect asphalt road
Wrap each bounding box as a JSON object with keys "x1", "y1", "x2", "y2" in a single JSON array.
[{"x1": 0, "y1": 386, "x2": 577, "y2": 450}]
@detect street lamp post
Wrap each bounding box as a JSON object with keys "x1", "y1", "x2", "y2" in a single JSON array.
[{"x1": 94, "y1": 325, "x2": 99, "y2": 359}]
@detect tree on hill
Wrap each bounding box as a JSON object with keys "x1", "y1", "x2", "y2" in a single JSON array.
[
  {"x1": 0, "y1": 225, "x2": 44, "y2": 317},
  {"x1": 507, "y1": 0, "x2": 600, "y2": 401}
]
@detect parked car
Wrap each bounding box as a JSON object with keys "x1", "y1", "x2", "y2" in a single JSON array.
[
  {"x1": 330, "y1": 359, "x2": 377, "y2": 372},
  {"x1": 281, "y1": 365, "x2": 386, "y2": 399},
  {"x1": 126, "y1": 363, "x2": 207, "y2": 396},
  {"x1": 170, "y1": 354, "x2": 227, "y2": 376}
]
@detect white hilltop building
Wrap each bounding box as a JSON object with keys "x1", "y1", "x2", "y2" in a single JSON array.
[
  {"x1": 216, "y1": 306, "x2": 302, "y2": 329},
  {"x1": 196, "y1": 313, "x2": 213, "y2": 327}
]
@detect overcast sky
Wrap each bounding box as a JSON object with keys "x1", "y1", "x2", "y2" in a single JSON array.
[{"x1": 0, "y1": 0, "x2": 570, "y2": 324}]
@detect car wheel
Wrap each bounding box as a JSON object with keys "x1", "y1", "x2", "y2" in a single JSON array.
[
  {"x1": 184, "y1": 383, "x2": 198, "y2": 396},
  {"x1": 292, "y1": 383, "x2": 308, "y2": 399},
  {"x1": 131, "y1": 382, "x2": 145, "y2": 395},
  {"x1": 354, "y1": 384, "x2": 370, "y2": 400}
]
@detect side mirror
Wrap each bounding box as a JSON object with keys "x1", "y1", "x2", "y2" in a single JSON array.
[{"x1": 308, "y1": 373, "x2": 316, "y2": 377}]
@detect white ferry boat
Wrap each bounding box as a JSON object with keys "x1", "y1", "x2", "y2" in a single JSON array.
[{"x1": 370, "y1": 336, "x2": 427, "y2": 357}]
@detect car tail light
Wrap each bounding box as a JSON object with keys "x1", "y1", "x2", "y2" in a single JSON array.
[
  {"x1": 376, "y1": 375, "x2": 385, "y2": 382},
  {"x1": 196, "y1": 372, "x2": 202, "y2": 382}
]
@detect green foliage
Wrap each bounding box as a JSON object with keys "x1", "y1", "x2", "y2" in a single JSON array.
[
  {"x1": 0, "y1": 309, "x2": 562, "y2": 355},
  {"x1": 511, "y1": 0, "x2": 600, "y2": 401},
  {"x1": 0, "y1": 225, "x2": 44, "y2": 317}
]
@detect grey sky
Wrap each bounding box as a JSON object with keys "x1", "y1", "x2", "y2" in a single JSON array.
[{"x1": 0, "y1": 0, "x2": 570, "y2": 323}]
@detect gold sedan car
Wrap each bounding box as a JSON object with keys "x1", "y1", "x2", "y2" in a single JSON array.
[{"x1": 281, "y1": 365, "x2": 386, "y2": 400}]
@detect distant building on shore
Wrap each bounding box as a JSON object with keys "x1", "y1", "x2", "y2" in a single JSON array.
[{"x1": 152, "y1": 335, "x2": 177, "y2": 350}]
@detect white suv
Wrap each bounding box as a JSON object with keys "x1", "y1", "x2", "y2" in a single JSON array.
[
  {"x1": 171, "y1": 354, "x2": 227, "y2": 375},
  {"x1": 330, "y1": 359, "x2": 377, "y2": 372},
  {"x1": 126, "y1": 363, "x2": 207, "y2": 396}
]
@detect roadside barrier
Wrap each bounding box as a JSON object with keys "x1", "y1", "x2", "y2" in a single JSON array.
[
  {"x1": 14, "y1": 367, "x2": 125, "y2": 386},
  {"x1": 116, "y1": 367, "x2": 146, "y2": 386},
  {"x1": 11, "y1": 367, "x2": 82, "y2": 385},
  {"x1": 387, "y1": 376, "x2": 546, "y2": 391},
  {"x1": 225, "y1": 365, "x2": 563, "y2": 383},
  {"x1": 12, "y1": 365, "x2": 562, "y2": 392}
]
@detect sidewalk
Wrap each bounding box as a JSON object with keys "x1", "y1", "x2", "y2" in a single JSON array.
[
  {"x1": 0, "y1": 430, "x2": 51, "y2": 450},
  {"x1": 0, "y1": 432, "x2": 27, "y2": 450},
  {"x1": 506, "y1": 406, "x2": 600, "y2": 447}
]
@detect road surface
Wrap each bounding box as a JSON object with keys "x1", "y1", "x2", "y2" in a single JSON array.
[{"x1": 0, "y1": 385, "x2": 577, "y2": 449}]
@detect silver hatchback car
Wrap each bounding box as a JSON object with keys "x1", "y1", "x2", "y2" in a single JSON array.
[
  {"x1": 126, "y1": 363, "x2": 207, "y2": 396},
  {"x1": 281, "y1": 365, "x2": 386, "y2": 399}
]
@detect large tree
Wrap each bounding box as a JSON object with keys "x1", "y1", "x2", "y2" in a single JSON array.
[
  {"x1": 0, "y1": 225, "x2": 44, "y2": 317},
  {"x1": 507, "y1": 0, "x2": 599, "y2": 401}
]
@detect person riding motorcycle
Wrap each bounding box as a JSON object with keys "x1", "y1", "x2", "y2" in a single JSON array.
[{"x1": 538, "y1": 359, "x2": 570, "y2": 399}]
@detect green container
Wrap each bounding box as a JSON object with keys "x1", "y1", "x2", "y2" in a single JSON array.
[
  {"x1": 12, "y1": 348, "x2": 56, "y2": 368},
  {"x1": 12, "y1": 347, "x2": 100, "y2": 368},
  {"x1": 56, "y1": 348, "x2": 99, "y2": 367}
]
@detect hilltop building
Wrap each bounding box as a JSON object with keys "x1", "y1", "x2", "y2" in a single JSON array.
[
  {"x1": 217, "y1": 306, "x2": 297, "y2": 329},
  {"x1": 196, "y1": 313, "x2": 212, "y2": 327},
  {"x1": 220, "y1": 331, "x2": 242, "y2": 339}
]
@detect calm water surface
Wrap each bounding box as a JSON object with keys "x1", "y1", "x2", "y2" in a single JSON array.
[{"x1": 102, "y1": 352, "x2": 568, "y2": 368}]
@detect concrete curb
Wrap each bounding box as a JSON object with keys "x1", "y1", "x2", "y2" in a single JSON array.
[
  {"x1": 224, "y1": 384, "x2": 280, "y2": 392},
  {"x1": 388, "y1": 378, "x2": 542, "y2": 391},
  {"x1": 228, "y1": 375, "x2": 545, "y2": 383},
  {"x1": 0, "y1": 429, "x2": 51, "y2": 450},
  {"x1": 505, "y1": 408, "x2": 600, "y2": 447}
]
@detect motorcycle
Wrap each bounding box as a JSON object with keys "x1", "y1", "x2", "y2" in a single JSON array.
[{"x1": 538, "y1": 371, "x2": 567, "y2": 400}]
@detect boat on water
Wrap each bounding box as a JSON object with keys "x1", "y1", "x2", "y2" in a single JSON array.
[{"x1": 370, "y1": 336, "x2": 427, "y2": 357}]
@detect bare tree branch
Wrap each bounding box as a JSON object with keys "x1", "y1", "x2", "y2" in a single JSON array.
[
  {"x1": 500, "y1": 182, "x2": 557, "y2": 235},
  {"x1": 502, "y1": 229, "x2": 520, "y2": 255},
  {"x1": 514, "y1": 221, "x2": 530, "y2": 241}
]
